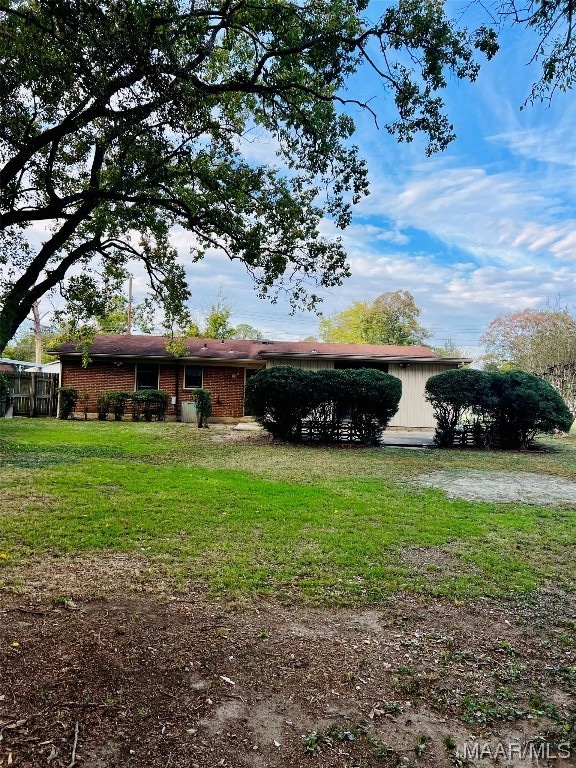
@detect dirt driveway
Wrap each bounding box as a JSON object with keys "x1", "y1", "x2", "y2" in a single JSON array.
[
  {"x1": 1, "y1": 563, "x2": 575, "y2": 768},
  {"x1": 415, "y1": 470, "x2": 576, "y2": 506}
]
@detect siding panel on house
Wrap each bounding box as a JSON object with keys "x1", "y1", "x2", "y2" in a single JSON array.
[
  {"x1": 388, "y1": 363, "x2": 458, "y2": 428},
  {"x1": 266, "y1": 357, "x2": 334, "y2": 371}
]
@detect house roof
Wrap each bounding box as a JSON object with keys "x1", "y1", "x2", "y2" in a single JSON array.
[
  {"x1": 0, "y1": 357, "x2": 38, "y2": 367},
  {"x1": 50, "y1": 335, "x2": 470, "y2": 364}
]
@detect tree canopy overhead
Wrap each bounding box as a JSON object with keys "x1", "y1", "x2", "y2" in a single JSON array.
[
  {"x1": 0, "y1": 0, "x2": 501, "y2": 353},
  {"x1": 502, "y1": 0, "x2": 576, "y2": 102}
]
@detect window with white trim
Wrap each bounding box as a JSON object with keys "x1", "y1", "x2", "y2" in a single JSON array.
[
  {"x1": 184, "y1": 365, "x2": 203, "y2": 389},
  {"x1": 135, "y1": 363, "x2": 160, "y2": 390}
]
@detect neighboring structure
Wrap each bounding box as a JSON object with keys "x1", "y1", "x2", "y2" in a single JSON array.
[
  {"x1": 0, "y1": 365, "x2": 59, "y2": 417},
  {"x1": 0, "y1": 358, "x2": 60, "y2": 374},
  {"x1": 0, "y1": 357, "x2": 39, "y2": 373},
  {"x1": 51, "y1": 335, "x2": 471, "y2": 428},
  {"x1": 38, "y1": 360, "x2": 61, "y2": 374}
]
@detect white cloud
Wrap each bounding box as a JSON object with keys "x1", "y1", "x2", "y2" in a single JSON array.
[
  {"x1": 492, "y1": 127, "x2": 576, "y2": 167},
  {"x1": 355, "y1": 158, "x2": 576, "y2": 267},
  {"x1": 376, "y1": 230, "x2": 410, "y2": 245},
  {"x1": 489, "y1": 92, "x2": 576, "y2": 167},
  {"x1": 234, "y1": 127, "x2": 282, "y2": 168}
]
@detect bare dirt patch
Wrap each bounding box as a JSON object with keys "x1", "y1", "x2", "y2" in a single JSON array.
[
  {"x1": 415, "y1": 470, "x2": 576, "y2": 506},
  {"x1": 399, "y1": 546, "x2": 483, "y2": 579},
  {"x1": 1, "y1": 562, "x2": 575, "y2": 767},
  {"x1": 0, "y1": 491, "x2": 57, "y2": 516}
]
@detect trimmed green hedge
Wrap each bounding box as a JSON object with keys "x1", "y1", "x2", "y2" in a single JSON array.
[
  {"x1": 57, "y1": 387, "x2": 79, "y2": 420},
  {"x1": 424, "y1": 369, "x2": 494, "y2": 447},
  {"x1": 131, "y1": 390, "x2": 169, "y2": 422},
  {"x1": 96, "y1": 390, "x2": 169, "y2": 422},
  {"x1": 0, "y1": 372, "x2": 8, "y2": 401},
  {"x1": 0, "y1": 372, "x2": 9, "y2": 417},
  {"x1": 244, "y1": 366, "x2": 319, "y2": 442},
  {"x1": 245, "y1": 366, "x2": 402, "y2": 445},
  {"x1": 193, "y1": 387, "x2": 212, "y2": 428}
]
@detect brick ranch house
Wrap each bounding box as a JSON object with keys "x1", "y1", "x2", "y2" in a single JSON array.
[{"x1": 51, "y1": 335, "x2": 471, "y2": 428}]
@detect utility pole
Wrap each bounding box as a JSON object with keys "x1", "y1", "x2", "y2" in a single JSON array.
[
  {"x1": 127, "y1": 276, "x2": 133, "y2": 335},
  {"x1": 32, "y1": 300, "x2": 42, "y2": 365}
]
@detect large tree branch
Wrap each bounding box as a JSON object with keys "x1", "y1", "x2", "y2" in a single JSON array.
[
  {"x1": 0, "y1": 235, "x2": 103, "y2": 350},
  {"x1": 0, "y1": 102, "x2": 105, "y2": 190},
  {"x1": 6, "y1": 142, "x2": 105, "y2": 294}
]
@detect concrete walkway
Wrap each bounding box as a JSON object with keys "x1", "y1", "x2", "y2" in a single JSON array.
[
  {"x1": 380, "y1": 430, "x2": 435, "y2": 448},
  {"x1": 233, "y1": 421, "x2": 436, "y2": 447}
]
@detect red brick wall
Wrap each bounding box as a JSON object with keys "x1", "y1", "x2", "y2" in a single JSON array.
[
  {"x1": 62, "y1": 359, "x2": 136, "y2": 411},
  {"x1": 201, "y1": 366, "x2": 245, "y2": 418},
  {"x1": 61, "y1": 358, "x2": 246, "y2": 419},
  {"x1": 159, "y1": 366, "x2": 179, "y2": 411}
]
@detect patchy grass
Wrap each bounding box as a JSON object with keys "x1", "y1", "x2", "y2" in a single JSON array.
[{"x1": 0, "y1": 419, "x2": 575, "y2": 602}]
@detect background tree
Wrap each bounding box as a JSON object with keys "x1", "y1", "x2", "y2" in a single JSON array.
[
  {"x1": 319, "y1": 290, "x2": 431, "y2": 346},
  {"x1": 318, "y1": 301, "x2": 367, "y2": 344},
  {"x1": 200, "y1": 299, "x2": 236, "y2": 341},
  {"x1": 100, "y1": 294, "x2": 157, "y2": 335},
  {"x1": 0, "y1": 0, "x2": 500, "y2": 355},
  {"x1": 231, "y1": 324, "x2": 264, "y2": 341},
  {"x1": 432, "y1": 338, "x2": 465, "y2": 358},
  {"x1": 46, "y1": 289, "x2": 156, "y2": 359},
  {"x1": 481, "y1": 308, "x2": 576, "y2": 414},
  {"x1": 161, "y1": 297, "x2": 264, "y2": 354},
  {"x1": 2, "y1": 328, "x2": 55, "y2": 363}
]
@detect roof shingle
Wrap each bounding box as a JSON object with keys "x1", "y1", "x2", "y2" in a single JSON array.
[{"x1": 50, "y1": 335, "x2": 448, "y2": 362}]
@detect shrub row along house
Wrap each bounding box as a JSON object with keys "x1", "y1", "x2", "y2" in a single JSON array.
[{"x1": 51, "y1": 335, "x2": 471, "y2": 428}]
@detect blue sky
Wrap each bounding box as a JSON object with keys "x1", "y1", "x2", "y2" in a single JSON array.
[{"x1": 164, "y1": 4, "x2": 576, "y2": 356}]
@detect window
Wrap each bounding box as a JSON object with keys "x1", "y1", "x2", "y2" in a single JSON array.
[
  {"x1": 135, "y1": 363, "x2": 159, "y2": 390},
  {"x1": 184, "y1": 365, "x2": 203, "y2": 389}
]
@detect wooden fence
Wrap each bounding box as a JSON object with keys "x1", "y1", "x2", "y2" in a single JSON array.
[{"x1": 1, "y1": 371, "x2": 59, "y2": 417}]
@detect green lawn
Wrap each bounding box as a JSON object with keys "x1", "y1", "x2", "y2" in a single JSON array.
[{"x1": 1, "y1": 419, "x2": 575, "y2": 602}]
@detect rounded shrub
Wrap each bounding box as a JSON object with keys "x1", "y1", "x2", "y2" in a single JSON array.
[
  {"x1": 0, "y1": 372, "x2": 8, "y2": 401},
  {"x1": 338, "y1": 368, "x2": 402, "y2": 445},
  {"x1": 306, "y1": 368, "x2": 347, "y2": 442},
  {"x1": 244, "y1": 366, "x2": 321, "y2": 441},
  {"x1": 96, "y1": 393, "x2": 111, "y2": 421},
  {"x1": 131, "y1": 390, "x2": 169, "y2": 422},
  {"x1": 490, "y1": 370, "x2": 573, "y2": 449},
  {"x1": 107, "y1": 391, "x2": 131, "y2": 421},
  {"x1": 426, "y1": 367, "x2": 573, "y2": 449},
  {"x1": 425, "y1": 368, "x2": 494, "y2": 447},
  {"x1": 57, "y1": 387, "x2": 79, "y2": 420},
  {"x1": 245, "y1": 366, "x2": 401, "y2": 444},
  {"x1": 194, "y1": 387, "x2": 212, "y2": 428},
  {"x1": 0, "y1": 372, "x2": 9, "y2": 416}
]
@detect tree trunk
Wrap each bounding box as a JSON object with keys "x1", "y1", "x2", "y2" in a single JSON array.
[{"x1": 0, "y1": 298, "x2": 28, "y2": 357}]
